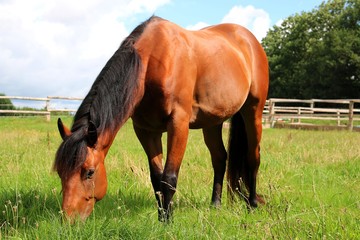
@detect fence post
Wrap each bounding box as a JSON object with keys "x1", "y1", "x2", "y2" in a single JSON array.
[
  {"x1": 348, "y1": 100, "x2": 354, "y2": 131},
  {"x1": 310, "y1": 101, "x2": 314, "y2": 109},
  {"x1": 46, "y1": 97, "x2": 51, "y2": 122},
  {"x1": 269, "y1": 100, "x2": 276, "y2": 127}
]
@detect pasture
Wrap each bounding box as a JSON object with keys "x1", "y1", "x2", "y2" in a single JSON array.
[{"x1": 1, "y1": 117, "x2": 359, "y2": 239}]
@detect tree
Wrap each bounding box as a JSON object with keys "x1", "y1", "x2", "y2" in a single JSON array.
[
  {"x1": 262, "y1": 0, "x2": 360, "y2": 99},
  {"x1": 0, "y1": 93, "x2": 15, "y2": 110}
]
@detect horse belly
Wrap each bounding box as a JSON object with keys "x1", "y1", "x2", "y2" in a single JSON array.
[{"x1": 189, "y1": 78, "x2": 249, "y2": 129}]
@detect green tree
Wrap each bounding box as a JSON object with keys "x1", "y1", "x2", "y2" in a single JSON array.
[
  {"x1": 262, "y1": 0, "x2": 360, "y2": 99},
  {"x1": 0, "y1": 93, "x2": 15, "y2": 110}
]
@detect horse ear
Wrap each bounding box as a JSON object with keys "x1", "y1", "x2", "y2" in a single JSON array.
[
  {"x1": 57, "y1": 118, "x2": 71, "y2": 140},
  {"x1": 87, "y1": 121, "x2": 98, "y2": 147}
]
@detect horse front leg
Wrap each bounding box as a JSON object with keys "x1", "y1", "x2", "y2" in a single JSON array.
[
  {"x1": 160, "y1": 110, "x2": 190, "y2": 222},
  {"x1": 133, "y1": 126, "x2": 165, "y2": 218}
]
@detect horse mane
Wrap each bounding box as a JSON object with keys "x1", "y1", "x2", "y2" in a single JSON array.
[{"x1": 54, "y1": 16, "x2": 160, "y2": 179}]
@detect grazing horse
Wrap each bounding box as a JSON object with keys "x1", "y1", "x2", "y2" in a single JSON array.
[{"x1": 54, "y1": 16, "x2": 268, "y2": 222}]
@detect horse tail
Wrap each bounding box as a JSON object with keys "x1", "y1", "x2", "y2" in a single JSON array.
[{"x1": 227, "y1": 111, "x2": 248, "y2": 202}]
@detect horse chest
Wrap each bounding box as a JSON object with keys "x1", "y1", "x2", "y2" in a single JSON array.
[{"x1": 132, "y1": 100, "x2": 170, "y2": 132}]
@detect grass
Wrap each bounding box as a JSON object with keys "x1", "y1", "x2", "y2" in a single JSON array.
[{"x1": 0, "y1": 116, "x2": 359, "y2": 239}]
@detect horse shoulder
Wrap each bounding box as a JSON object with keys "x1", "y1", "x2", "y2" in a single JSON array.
[{"x1": 133, "y1": 20, "x2": 197, "y2": 130}]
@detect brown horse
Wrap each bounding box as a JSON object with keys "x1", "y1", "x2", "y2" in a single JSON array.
[{"x1": 54, "y1": 16, "x2": 268, "y2": 222}]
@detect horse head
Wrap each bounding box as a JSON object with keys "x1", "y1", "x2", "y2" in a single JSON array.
[{"x1": 56, "y1": 118, "x2": 108, "y2": 221}]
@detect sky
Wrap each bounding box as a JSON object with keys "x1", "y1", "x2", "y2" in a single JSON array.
[{"x1": 0, "y1": 0, "x2": 325, "y2": 99}]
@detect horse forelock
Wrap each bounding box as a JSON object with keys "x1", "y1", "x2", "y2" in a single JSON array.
[{"x1": 54, "y1": 127, "x2": 88, "y2": 179}]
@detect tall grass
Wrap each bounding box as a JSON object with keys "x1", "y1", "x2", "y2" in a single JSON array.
[{"x1": 0, "y1": 117, "x2": 359, "y2": 239}]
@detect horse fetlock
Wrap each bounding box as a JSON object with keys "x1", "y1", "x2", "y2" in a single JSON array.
[{"x1": 161, "y1": 174, "x2": 177, "y2": 190}]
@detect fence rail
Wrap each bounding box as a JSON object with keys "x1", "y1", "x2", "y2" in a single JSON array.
[
  {"x1": 0, "y1": 96, "x2": 82, "y2": 121},
  {"x1": 264, "y1": 98, "x2": 360, "y2": 131},
  {"x1": 1, "y1": 96, "x2": 360, "y2": 131}
]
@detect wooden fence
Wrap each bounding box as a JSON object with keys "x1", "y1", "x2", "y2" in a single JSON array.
[
  {"x1": 0, "y1": 96, "x2": 82, "y2": 121},
  {"x1": 1, "y1": 96, "x2": 360, "y2": 131},
  {"x1": 264, "y1": 98, "x2": 360, "y2": 131}
]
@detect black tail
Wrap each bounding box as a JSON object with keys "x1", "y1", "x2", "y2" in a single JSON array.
[{"x1": 227, "y1": 112, "x2": 249, "y2": 202}]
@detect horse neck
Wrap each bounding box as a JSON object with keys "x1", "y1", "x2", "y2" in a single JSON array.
[
  {"x1": 97, "y1": 81, "x2": 145, "y2": 153},
  {"x1": 96, "y1": 129, "x2": 117, "y2": 155}
]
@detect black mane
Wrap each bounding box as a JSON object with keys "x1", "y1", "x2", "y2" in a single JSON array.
[{"x1": 54, "y1": 16, "x2": 159, "y2": 178}]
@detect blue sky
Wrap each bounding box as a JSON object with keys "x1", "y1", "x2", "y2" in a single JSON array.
[
  {"x1": 0, "y1": 0, "x2": 324, "y2": 98},
  {"x1": 143, "y1": 1, "x2": 323, "y2": 29}
]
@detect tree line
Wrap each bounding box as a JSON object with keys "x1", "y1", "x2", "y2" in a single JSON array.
[
  {"x1": 0, "y1": 93, "x2": 15, "y2": 110},
  {"x1": 262, "y1": 0, "x2": 359, "y2": 99}
]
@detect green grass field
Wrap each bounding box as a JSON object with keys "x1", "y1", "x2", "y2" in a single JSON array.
[{"x1": 1, "y1": 117, "x2": 359, "y2": 239}]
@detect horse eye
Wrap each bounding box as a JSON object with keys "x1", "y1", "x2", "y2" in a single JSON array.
[{"x1": 86, "y1": 169, "x2": 95, "y2": 179}]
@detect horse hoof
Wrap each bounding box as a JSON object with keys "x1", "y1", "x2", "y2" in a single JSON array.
[
  {"x1": 248, "y1": 194, "x2": 265, "y2": 209},
  {"x1": 158, "y1": 214, "x2": 172, "y2": 223},
  {"x1": 158, "y1": 207, "x2": 173, "y2": 223},
  {"x1": 249, "y1": 199, "x2": 258, "y2": 208},
  {"x1": 211, "y1": 199, "x2": 221, "y2": 208}
]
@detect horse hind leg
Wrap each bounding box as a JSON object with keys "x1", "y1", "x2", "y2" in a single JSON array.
[
  {"x1": 202, "y1": 124, "x2": 227, "y2": 207},
  {"x1": 240, "y1": 104, "x2": 265, "y2": 208}
]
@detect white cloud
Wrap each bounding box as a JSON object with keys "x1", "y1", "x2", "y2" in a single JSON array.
[
  {"x1": 184, "y1": 5, "x2": 270, "y2": 41},
  {"x1": 126, "y1": 0, "x2": 170, "y2": 15},
  {"x1": 0, "y1": 0, "x2": 170, "y2": 97},
  {"x1": 79, "y1": 15, "x2": 129, "y2": 60},
  {"x1": 221, "y1": 5, "x2": 271, "y2": 41}
]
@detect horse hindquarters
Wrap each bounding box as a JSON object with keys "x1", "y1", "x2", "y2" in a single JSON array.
[{"x1": 227, "y1": 109, "x2": 264, "y2": 207}]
